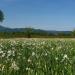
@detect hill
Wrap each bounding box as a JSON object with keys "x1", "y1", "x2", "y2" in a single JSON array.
[{"x1": 0, "y1": 25, "x2": 71, "y2": 34}]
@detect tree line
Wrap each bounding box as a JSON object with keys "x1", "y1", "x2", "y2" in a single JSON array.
[{"x1": 0, "y1": 30, "x2": 75, "y2": 38}]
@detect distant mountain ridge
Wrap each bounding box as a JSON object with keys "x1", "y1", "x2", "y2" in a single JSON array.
[{"x1": 0, "y1": 25, "x2": 72, "y2": 34}]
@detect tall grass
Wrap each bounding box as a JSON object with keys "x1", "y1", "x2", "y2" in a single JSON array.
[{"x1": 0, "y1": 39, "x2": 75, "y2": 75}]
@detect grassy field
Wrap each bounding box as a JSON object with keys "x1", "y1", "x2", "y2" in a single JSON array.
[{"x1": 0, "y1": 38, "x2": 75, "y2": 75}]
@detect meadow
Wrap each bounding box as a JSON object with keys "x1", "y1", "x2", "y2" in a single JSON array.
[{"x1": 0, "y1": 38, "x2": 75, "y2": 75}]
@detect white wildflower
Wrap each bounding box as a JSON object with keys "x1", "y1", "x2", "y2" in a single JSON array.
[
  {"x1": 58, "y1": 46, "x2": 62, "y2": 49},
  {"x1": 61, "y1": 54, "x2": 69, "y2": 62},
  {"x1": 12, "y1": 50, "x2": 15, "y2": 56},
  {"x1": 26, "y1": 67, "x2": 30, "y2": 71},
  {"x1": 55, "y1": 57, "x2": 58, "y2": 60},
  {"x1": 45, "y1": 53, "x2": 47, "y2": 56},
  {"x1": 63, "y1": 54, "x2": 68, "y2": 59},
  {"x1": 0, "y1": 64, "x2": 5, "y2": 71},
  {"x1": 52, "y1": 47, "x2": 54, "y2": 50},
  {"x1": 28, "y1": 58, "x2": 31, "y2": 63},
  {"x1": 2, "y1": 65, "x2": 5, "y2": 71},
  {"x1": 7, "y1": 50, "x2": 12, "y2": 56},
  {"x1": 10, "y1": 61, "x2": 19, "y2": 70},
  {"x1": 2, "y1": 53, "x2": 6, "y2": 57},
  {"x1": 32, "y1": 52, "x2": 35, "y2": 56},
  {"x1": 0, "y1": 50, "x2": 3, "y2": 54}
]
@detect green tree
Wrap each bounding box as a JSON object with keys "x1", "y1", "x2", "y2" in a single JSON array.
[
  {"x1": 0, "y1": 10, "x2": 4, "y2": 22},
  {"x1": 25, "y1": 27, "x2": 33, "y2": 38},
  {"x1": 72, "y1": 29, "x2": 75, "y2": 36}
]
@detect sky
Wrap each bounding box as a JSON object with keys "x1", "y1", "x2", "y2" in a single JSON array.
[{"x1": 0, "y1": 0, "x2": 75, "y2": 31}]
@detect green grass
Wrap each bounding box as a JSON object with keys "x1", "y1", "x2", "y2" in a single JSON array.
[{"x1": 0, "y1": 38, "x2": 75, "y2": 75}]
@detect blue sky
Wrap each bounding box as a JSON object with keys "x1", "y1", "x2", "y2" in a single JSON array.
[{"x1": 0, "y1": 0, "x2": 75, "y2": 31}]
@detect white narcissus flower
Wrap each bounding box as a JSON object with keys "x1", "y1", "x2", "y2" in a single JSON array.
[
  {"x1": 0, "y1": 50, "x2": 3, "y2": 54},
  {"x1": 52, "y1": 47, "x2": 54, "y2": 50},
  {"x1": 55, "y1": 57, "x2": 58, "y2": 60},
  {"x1": 10, "y1": 61, "x2": 19, "y2": 70},
  {"x1": 26, "y1": 67, "x2": 30, "y2": 71},
  {"x1": 7, "y1": 50, "x2": 12, "y2": 56},
  {"x1": 45, "y1": 53, "x2": 47, "y2": 56},
  {"x1": 63, "y1": 54, "x2": 68, "y2": 59},
  {"x1": 2, "y1": 53, "x2": 6, "y2": 57},
  {"x1": 28, "y1": 58, "x2": 32, "y2": 63},
  {"x1": 2, "y1": 65, "x2": 5, "y2": 71},
  {"x1": 61, "y1": 54, "x2": 69, "y2": 62},
  {"x1": 32, "y1": 52, "x2": 35, "y2": 56}
]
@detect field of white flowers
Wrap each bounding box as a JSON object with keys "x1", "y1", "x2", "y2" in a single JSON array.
[{"x1": 0, "y1": 38, "x2": 75, "y2": 75}]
